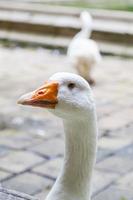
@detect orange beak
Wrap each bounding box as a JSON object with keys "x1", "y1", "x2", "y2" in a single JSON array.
[{"x1": 18, "y1": 81, "x2": 59, "y2": 109}]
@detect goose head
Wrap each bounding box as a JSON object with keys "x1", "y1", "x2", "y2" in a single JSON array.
[
  {"x1": 18, "y1": 72, "x2": 95, "y2": 120},
  {"x1": 18, "y1": 72, "x2": 97, "y2": 200}
]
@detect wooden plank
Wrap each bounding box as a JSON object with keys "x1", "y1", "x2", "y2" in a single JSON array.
[
  {"x1": 0, "y1": 30, "x2": 133, "y2": 57},
  {"x1": 0, "y1": 1, "x2": 132, "y2": 22},
  {"x1": 0, "y1": 11, "x2": 132, "y2": 44},
  {"x1": 0, "y1": 2, "x2": 132, "y2": 55}
]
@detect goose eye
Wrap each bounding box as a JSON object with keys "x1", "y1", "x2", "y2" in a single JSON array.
[{"x1": 68, "y1": 83, "x2": 75, "y2": 89}]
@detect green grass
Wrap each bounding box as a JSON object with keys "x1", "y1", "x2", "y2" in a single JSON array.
[
  {"x1": 55, "y1": 1, "x2": 133, "y2": 12},
  {"x1": 120, "y1": 197, "x2": 127, "y2": 200}
]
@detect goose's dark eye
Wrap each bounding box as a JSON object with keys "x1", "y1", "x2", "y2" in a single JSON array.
[{"x1": 68, "y1": 83, "x2": 75, "y2": 89}]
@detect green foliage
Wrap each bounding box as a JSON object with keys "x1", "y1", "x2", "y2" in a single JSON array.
[
  {"x1": 60, "y1": 1, "x2": 133, "y2": 11},
  {"x1": 120, "y1": 197, "x2": 127, "y2": 200}
]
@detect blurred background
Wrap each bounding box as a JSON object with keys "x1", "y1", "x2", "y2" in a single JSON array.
[{"x1": 0, "y1": 0, "x2": 133, "y2": 200}]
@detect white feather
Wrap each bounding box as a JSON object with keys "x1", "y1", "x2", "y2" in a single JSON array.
[
  {"x1": 45, "y1": 72, "x2": 98, "y2": 200},
  {"x1": 67, "y1": 11, "x2": 101, "y2": 83}
]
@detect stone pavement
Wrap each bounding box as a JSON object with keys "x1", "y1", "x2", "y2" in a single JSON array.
[
  {"x1": 0, "y1": 46, "x2": 133, "y2": 200},
  {"x1": 0, "y1": 187, "x2": 38, "y2": 200}
]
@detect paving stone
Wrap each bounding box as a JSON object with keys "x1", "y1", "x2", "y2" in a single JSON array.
[
  {"x1": 98, "y1": 136, "x2": 132, "y2": 151},
  {"x1": 0, "y1": 170, "x2": 11, "y2": 181},
  {"x1": 116, "y1": 171, "x2": 133, "y2": 190},
  {"x1": 99, "y1": 108, "x2": 133, "y2": 131},
  {"x1": 3, "y1": 172, "x2": 53, "y2": 196},
  {"x1": 0, "y1": 151, "x2": 44, "y2": 173},
  {"x1": 96, "y1": 102, "x2": 120, "y2": 118},
  {"x1": 37, "y1": 118, "x2": 63, "y2": 139},
  {"x1": 96, "y1": 155, "x2": 133, "y2": 174},
  {"x1": 0, "y1": 129, "x2": 43, "y2": 150},
  {"x1": 32, "y1": 157, "x2": 63, "y2": 179},
  {"x1": 92, "y1": 169, "x2": 118, "y2": 195},
  {"x1": 0, "y1": 187, "x2": 38, "y2": 200},
  {"x1": 30, "y1": 138, "x2": 64, "y2": 158},
  {"x1": 96, "y1": 148, "x2": 113, "y2": 163},
  {"x1": 108, "y1": 124, "x2": 133, "y2": 138},
  {"x1": 93, "y1": 186, "x2": 133, "y2": 200},
  {"x1": 117, "y1": 144, "x2": 133, "y2": 159},
  {"x1": 94, "y1": 86, "x2": 126, "y2": 104},
  {"x1": 0, "y1": 145, "x2": 10, "y2": 157},
  {"x1": 10, "y1": 116, "x2": 63, "y2": 140},
  {"x1": 116, "y1": 95, "x2": 133, "y2": 107},
  {"x1": 35, "y1": 189, "x2": 50, "y2": 200}
]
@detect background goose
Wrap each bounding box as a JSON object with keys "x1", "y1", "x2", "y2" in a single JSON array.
[
  {"x1": 67, "y1": 11, "x2": 101, "y2": 85},
  {"x1": 18, "y1": 72, "x2": 98, "y2": 200}
]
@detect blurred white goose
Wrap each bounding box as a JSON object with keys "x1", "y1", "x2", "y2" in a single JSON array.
[
  {"x1": 67, "y1": 11, "x2": 101, "y2": 85},
  {"x1": 18, "y1": 72, "x2": 98, "y2": 200}
]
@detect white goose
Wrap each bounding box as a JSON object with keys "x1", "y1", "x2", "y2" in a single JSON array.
[
  {"x1": 67, "y1": 11, "x2": 101, "y2": 85},
  {"x1": 18, "y1": 72, "x2": 98, "y2": 200}
]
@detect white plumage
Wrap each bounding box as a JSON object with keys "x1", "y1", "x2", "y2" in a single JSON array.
[
  {"x1": 18, "y1": 72, "x2": 98, "y2": 200},
  {"x1": 67, "y1": 11, "x2": 101, "y2": 85}
]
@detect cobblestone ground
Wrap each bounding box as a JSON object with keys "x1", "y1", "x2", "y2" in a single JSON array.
[{"x1": 0, "y1": 46, "x2": 133, "y2": 200}]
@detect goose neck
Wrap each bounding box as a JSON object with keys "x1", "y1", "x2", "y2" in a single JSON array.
[
  {"x1": 60, "y1": 114, "x2": 97, "y2": 199},
  {"x1": 46, "y1": 112, "x2": 97, "y2": 200}
]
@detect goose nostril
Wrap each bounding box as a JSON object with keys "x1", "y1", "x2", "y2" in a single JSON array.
[{"x1": 38, "y1": 91, "x2": 44, "y2": 95}]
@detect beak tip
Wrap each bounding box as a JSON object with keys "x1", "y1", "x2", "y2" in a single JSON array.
[
  {"x1": 17, "y1": 94, "x2": 29, "y2": 105},
  {"x1": 17, "y1": 92, "x2": 34, "y2": 105},
  {"x1": 17, "y1": 98, "x2": 24, "y2": 105}
]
